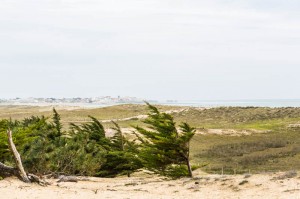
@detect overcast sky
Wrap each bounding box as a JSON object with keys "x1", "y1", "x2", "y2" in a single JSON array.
[{"x1": 0, "y1": 0, "x2": 299, "y2": 100}]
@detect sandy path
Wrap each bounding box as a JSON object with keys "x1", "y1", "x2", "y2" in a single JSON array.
[{"x1": 1, "y1": 172, "x2": 300, "y2": 199}]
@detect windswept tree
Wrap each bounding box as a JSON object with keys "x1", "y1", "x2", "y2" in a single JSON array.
[
  {"x1": 70, "y1": 117, "x2": 142, "y2": 177},
  {"x1": 52, "y1": 108, "x2": 62, "y2": 137},
  {"x1": 98, "y1": 121, "x2": 142, "y2": 177},
  {"x1": 22, "y1": 114, "x2": 64, "y2": 173},
  {"x1": 135, "y1": 102, "x2": 195, "y2": 177},
  {"x1": 110, "y1": 121, "x2": 125, "y2": 151},
  {"x1": 70, "y1": 115, "x2": 111, "y2": 150},
  {"x1": 1, "y1": 104, "x2": 194, "y2": 179}
]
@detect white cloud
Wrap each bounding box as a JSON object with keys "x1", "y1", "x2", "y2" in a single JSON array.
[{"x1": 0, "y1": 0, "x2": 299, "y2": 100}]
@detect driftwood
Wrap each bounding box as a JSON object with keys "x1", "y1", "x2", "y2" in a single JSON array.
[
  {"x1": 57, "y1": 175, "x2": 78, "y2": 183},
  {"x1": 0, "y1": 162, "x2": 49, "y2": 185},
  {"x1": 0, "y1": 162, "x2": 18, "y2": 177},
  {"x1": 0, "y1": 130, "x2": 49, "y2": 186}
]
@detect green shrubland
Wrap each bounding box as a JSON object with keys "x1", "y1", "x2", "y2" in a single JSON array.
[
  {"x1": 0, "y1": 104, "x2": 194, "y2": 178},
  {"x1": 1, "y1": 105, "x2": 300, "y2": 177}
]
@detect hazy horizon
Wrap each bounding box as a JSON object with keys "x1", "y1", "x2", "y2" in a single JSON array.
[
  {"x1": 2, "y1": 96, "x2": 300, "y2": 102},
  {"x1": 1, "y1": 0, "x2": 299, "y2": 101}
]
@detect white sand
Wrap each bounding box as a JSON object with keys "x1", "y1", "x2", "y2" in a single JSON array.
[{"x1": 1, "y1": 172, "x2": 300, "y2": 199}]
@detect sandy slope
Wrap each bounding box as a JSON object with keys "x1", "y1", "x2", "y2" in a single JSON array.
[{"x1": 1, "y1": 171, "x2": 300, "y2": 199}]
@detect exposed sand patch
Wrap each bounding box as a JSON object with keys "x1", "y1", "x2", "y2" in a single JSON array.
[
  {"x1": 106, "y1": 127, "x2": 268, "y2": 138},
  {"x1": 196, "y1": 129, "x2": 268, "y2": 136}
]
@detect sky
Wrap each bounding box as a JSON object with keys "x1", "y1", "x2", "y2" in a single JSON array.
[{"x1": 0, "y1": 0, "x2": 299, "y2": 100}]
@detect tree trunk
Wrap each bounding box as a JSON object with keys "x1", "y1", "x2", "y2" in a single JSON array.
[
  {"x1": 186, "y1": 157, "x2": 193, "y2": 178},
  {"x1": 185, "y1": 141, "x2": 193, "y2": 178},
  {"x1": 7, "y1": 130, "x2": 31, "y2": 183},
  {"x1": 0, "y1": 131, "x2": 49, "y2": 185}
]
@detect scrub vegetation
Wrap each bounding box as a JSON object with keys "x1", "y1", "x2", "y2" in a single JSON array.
[
  {"x1": 1, "y1": 104, "x2": 300, "y2": 176},
  {"x1": 0, "y1": 104, "x2": 195, "y2": 178}
]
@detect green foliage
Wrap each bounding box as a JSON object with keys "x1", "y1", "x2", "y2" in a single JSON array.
[
  {"x1": 0, "y1": 111, "x2": 108, "y2": 175},
  {"x1": 110, "y1": 121, "x2": 125, "y2": 151},
  {"x1": 0, "y1": 110, "x2": 143, "y2": 176},
  {"x1": 70, "y1": 116, "x2": 110, "y2": 148},
  {"x1": 97, "y1": 150, "x2": 142, "y2": 177},
  {"x1": 68, "y1": 117, "x2": 142, "y2": 177},
  {"x1": 0, "y1": 120, "x2": 9, "y2": 162},
  {"x1": 98, "y1": 121, "x2": 142, "y2": 177},
  {"x1": 52, "y1": 108, "x2": 62, "y2": 137},
  {"x1": 50, "y1": 137, "x2": 107, "y2": 176},
  {"x1": 135, "y1": 102, "x2": 195, "y2": 177},
  {"x1": 165, "y1": 165, "x2": 190, "y2": 178},
  {"x1": 20, "y1": 115, "x2": 61, "y2": 173}
]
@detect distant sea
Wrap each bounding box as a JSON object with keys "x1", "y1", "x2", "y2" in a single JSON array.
[{"x1": 157, "y1": 99, "x2": 300, "y2": 108}]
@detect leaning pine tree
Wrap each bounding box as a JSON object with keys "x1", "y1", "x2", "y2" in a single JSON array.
[
  {"x1": 98, "y1": 121, "x2": 142, "y2": 177},
  {"x1": 135, "y1": 103, "x2": 195, "y2": 177}
]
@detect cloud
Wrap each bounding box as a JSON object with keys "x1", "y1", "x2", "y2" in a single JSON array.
[{"x1": 0, "y1": 0, "x2": 299, "y2": 99}]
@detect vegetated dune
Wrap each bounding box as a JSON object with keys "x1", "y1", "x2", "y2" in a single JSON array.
[
  {"x1": 1, "y1": 104, "x2": 300, "y2": 198},
  {"x1": 1, "y1": 170, "x2": 300, "y2": 199},
  {"x1": 0, "y1": 104, "x2": 185, "y2": 128}
]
